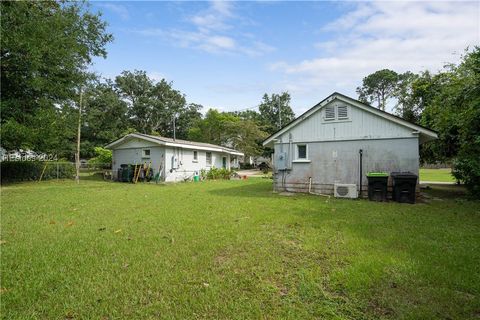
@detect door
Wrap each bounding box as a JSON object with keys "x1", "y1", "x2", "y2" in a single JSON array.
[{"x1": 222, "y1": 157, "x2": 227, "y2": 169}]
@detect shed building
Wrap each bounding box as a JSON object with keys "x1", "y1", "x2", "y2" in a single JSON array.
[
  {"x1": 106, "y1": 133, "x2": 243, "y2": 182},
  {"x1": 262, "y1": 92, "x2": 438, "y2": 196}
]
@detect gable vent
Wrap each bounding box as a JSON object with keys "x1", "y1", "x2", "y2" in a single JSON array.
[
  {"x1": 337, "y1": 105, "x2": 348, "y2": 119},
  {"x1": 325, "y1": 106, "x2": 335, "y2": 120}
]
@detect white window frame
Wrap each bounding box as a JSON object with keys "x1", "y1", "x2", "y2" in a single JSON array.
[
  {"x1": 142, "y1": 149, "x2": 151, "y2": 158},
  {"x1": 293, "y1": 144, "x2": 310, "y2": 163},
  {"x1": 206, "y1": 152, "x2": 212, "y2": 166},
  {"x1": 193, "y1": 150, "x2": 198, "y2": 162}
]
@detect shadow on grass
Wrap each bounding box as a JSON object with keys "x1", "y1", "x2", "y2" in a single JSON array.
[
  {"x1": 207, "y1": 179, "x2": 288, "y2": 198},
  {"x1": 423, "y1": 184, "x2": 468, "y2": 199}
]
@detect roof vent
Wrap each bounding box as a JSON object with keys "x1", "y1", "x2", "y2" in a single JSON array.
[
  {"x1": 337, "y1": 105, "x2": 348, "y2": 119},
  {"x1": 325, "y1": 105, "x2": 335, "y2": 120}
]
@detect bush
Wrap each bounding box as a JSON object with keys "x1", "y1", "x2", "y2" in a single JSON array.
[
  {"x1": 1, "y1": 161, "x2": 75, "y2": 183},
  {"x1": 205, "y1": 167, "x2": 235, "y2": 180},
  {"x1": 88, "y1": 147, "x2": 112, "y2": 169},
  {"x1": 453, "y1": 149, "x2": 480, "y2": 198}
]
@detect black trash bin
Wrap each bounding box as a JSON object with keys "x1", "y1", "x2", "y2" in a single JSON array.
[
  {"x1": 366, "y1": 172, "x2": 389, "y2": 201},
  {"x1": 391, "y1": 172, "x2": 418, "y2": 204},
  {"x1": 119, "y1": 164, "x2": 133, "y2": 182},
  {"x1": 117, "y1": 168, "x2": 123, "y2": 182}
]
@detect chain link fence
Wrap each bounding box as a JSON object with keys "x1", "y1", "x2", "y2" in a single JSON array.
[{"x1": 0, "y1": 161, "x2": 112, "y2": 183}]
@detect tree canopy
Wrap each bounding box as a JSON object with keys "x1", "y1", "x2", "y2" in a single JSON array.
[
  {"x1": 258, "y1": 92, "x2": 295, "y2": 134},
  {"x1": 356, "y1": 69, "x2": 399, "y2": 110},
  {"x1": 360, "y1": 48, "x2": 480, "y2": 197},
  {"x1": 0, "y1": 1, "x2": 112, "y2": 153}
]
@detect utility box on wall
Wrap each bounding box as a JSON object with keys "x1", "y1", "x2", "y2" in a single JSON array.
[
  {"x1": 276, "y1": 152, "x2": 287, "y2": 170},
  {"x1": 171, "y1": 155, "x2": 178, "y2": 169}
]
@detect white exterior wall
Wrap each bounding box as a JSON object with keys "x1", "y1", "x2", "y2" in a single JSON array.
[
  {"x1": 111, "y1": 138, "x2": 165, "y2": 180},
  {"x1": 163, "y1": 147, "x2": 231, "y2": 182},
  {"x1": 111, "y1": 137, "x2": 235, "y2": 182},
  {"x1": 277, "y1": 100, "x2": 415, "y2": 143},
  {"x1": 272, "y1": 99, "x2": 421, "y2": 195},
  {"x1": 273, "y1": 138, "x2": 419, "y2": 194}
]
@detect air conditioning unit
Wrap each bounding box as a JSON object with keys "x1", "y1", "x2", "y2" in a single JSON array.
[{"x1": 334, "y1": 183, "x2": 358, "y2": 199}]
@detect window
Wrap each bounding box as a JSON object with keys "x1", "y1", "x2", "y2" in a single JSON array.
[
  {"x1": 325, "y1": 105, "x2": 335, "y2": 120},
  {"x1": 297, "y1": 145, "x2": 307, "y2": 159},
  {"x1": 142, "y1": 149, "x2": 150, "y2": 158},
  {"x1": 206, "y1": 152, "x2": 212, "y2": 166},
  {"x1": 193, "y1": 150, "x2": 198, "y2": 162},
  {"x1": 337, "y1": 105, "x2": 348, "y2": 119}
]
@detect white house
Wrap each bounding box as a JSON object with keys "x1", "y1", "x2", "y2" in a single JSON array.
[
  {"x1": 106, "y1": 133, "x2": 243, "y2": 182},
  {"x1": 263, "y1": 92, "x2": 438, "y2": 196}
]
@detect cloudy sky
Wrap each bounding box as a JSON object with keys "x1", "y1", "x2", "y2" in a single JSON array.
[{"x1": 90, "y1": 1, "x2": 479, "y2": 115}]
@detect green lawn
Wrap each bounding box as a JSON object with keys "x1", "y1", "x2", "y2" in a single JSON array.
[
  {"x1": 419, "y1": 168, "x2": 456, "y2": 182},
  {"x1": 1, "y1": 179, "x2": 479, "y2": 319}
]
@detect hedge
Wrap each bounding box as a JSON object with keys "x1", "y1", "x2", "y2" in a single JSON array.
[{"x1": 1, "y1": 161, "x2": 75, "y2": 183}]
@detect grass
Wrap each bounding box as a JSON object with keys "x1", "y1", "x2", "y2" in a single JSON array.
[
  {"x1": 1, "y1": 179, "x2": 479, "y2": 319},
  {"x1": 419, "y1": 168, "x2": 456, "y2": 182}
]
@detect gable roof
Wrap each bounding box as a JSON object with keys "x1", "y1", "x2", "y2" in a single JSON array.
[
  {"x1": 105, "y1": 133, "x2": 244, "y2": 156},
  {"x1": 263, "y1": 92, "x2": 438, "y2": 146}
]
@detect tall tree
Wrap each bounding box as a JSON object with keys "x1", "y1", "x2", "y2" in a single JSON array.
[
  {"x1": 258, "y1": 92, "x2": 295, "y2": 134},
  {"x1": 188, "y1": 109, "x2": 238, "y2": 145},
  {"x1": 420, "y1": 48, "x2": 480, "y2": 196},
  {"x1": 357, "y1": 69, "x2": 399, "y2": 110},
  {"x1": 171, "y1": 103, "x2": 203, "y2": 140},
  {"x1": 0, "y1": 1, "x2": 112, "y2": 153},
  {"x1": 229, "y1": 120, "x2": 268, "y2": 159},
  {"x1": 80, "y1": 81, "x2": 129, "y2": 158},
  {"x1": 114, "y1": 70, "x2": 190, "y2": 137}
]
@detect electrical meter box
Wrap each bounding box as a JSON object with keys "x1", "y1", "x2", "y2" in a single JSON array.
[
  {"x1": 276, "y1": 152, "x2": 287, "y2": 170},
  {"x1": 171, "y1": 155, "x2": 178, "y2": 169}
]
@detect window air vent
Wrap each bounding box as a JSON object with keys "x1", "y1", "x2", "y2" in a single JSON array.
[
  {"x1": 325, "y1": 106, "x2": 335, "y2": 120},
  {"x1": 338, "y1": 105, "x2": 348, "y2": 119}
]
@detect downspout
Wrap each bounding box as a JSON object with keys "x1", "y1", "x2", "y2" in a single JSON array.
[
  {"x1": 359, "y1": 149, "x2": 363, "y2": 197},
  {"x1": 288, "y1": 133, "x2": 293, "y2": 169}
]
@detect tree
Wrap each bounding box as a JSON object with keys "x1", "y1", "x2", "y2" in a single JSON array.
[
  {"x1": 421, "y1": 48, "x2": 480, "y2": 197},
  {"x1": 258, "y1": 92, "x2": 295, "y2": 134},
  {"x1": 229, "y1": 120, "x2": 268, "y2": 159},
  {"x1": 188, "y1": 109, "x2": 267, "y2": 159},
  {"x1": 80, "y1": 81, "x2": 129, "y2": 158},
  {"x1": 188, "y1": 109, "x2": 238, "y2": 145},
  {"x1": 0, "y1": 1, "x2": 112, "y2": 153},
  {"x1": 357, "y1": 69, "x2": 399, "y2": 110},
  {"x1": 114, "y1": 70, "x2": 192, "y2": 137},
  {"x1": 172, "y1": 103, "x2": 203, "y2": 140}
]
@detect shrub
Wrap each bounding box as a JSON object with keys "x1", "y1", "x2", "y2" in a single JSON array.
[
  {"x1": 453, "y1": 150, "x2": 480, "y2": 198},
  {"x1": 204, "y1": 167, "x2": 234, "y2": 180},
  {"x1": 1, "y1": 161, "x2": 75, "y2": 183},
  {"x1": 88, "y1": 147, "x2": 112, "y2": 169}
]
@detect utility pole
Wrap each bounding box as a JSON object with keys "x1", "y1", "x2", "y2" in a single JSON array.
[
  {"x1": 75, "y1": 88, "x2": 83, "y2": 184},
  {"x1": 172, "y1": 113, "x2": 176, "y2": 141},
  {"x1": 278, "y1": 95, "x2": 282, "y2": 129}
]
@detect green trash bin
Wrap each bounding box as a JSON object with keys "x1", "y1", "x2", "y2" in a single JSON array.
[
  {"x1": 366, "y1": 172, "x2": 389, "y2": 202},
  {"x1": 193, "y1": 171, "x2": 200, "y2": 182}
]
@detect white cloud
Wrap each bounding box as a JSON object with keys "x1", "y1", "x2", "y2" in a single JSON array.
[
  {"x1": 136, "y1": 1, "x2": 274, "y2": 57},
  {"x1": 100, "y1": 3, "x2": 129, "y2": 21},
  {"x1": 271, "y1": 1, "x2": 479, "y2": 104}
]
